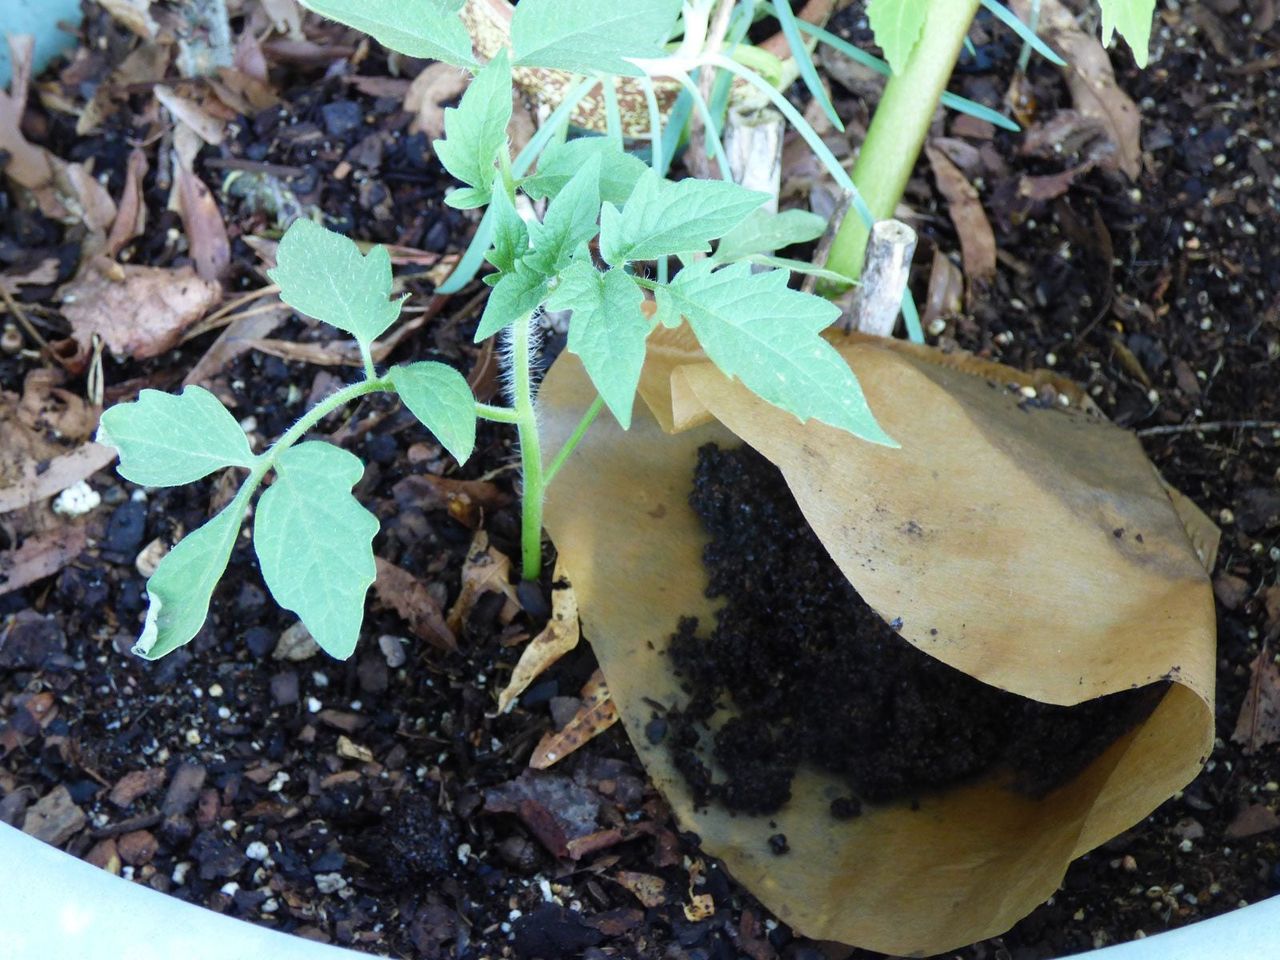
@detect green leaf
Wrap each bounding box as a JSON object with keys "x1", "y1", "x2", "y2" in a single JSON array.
[
  {"x1": 523, "y1": 137, "x2": 648, "y2": 205},
  {"x1": 485, "y1": 188, "x2": 529, "y2": 274},
  {"x1": 444, "y1": 186, "x2": 490, "y2": 210},
  {"x1": 660, "y1": 260, "x2": 895, "y2": 446},
  {"x1": 298, "y1": 0, "x2": 475, "y2": 67},
  {"x1": 98, "y1": 386, "x2": 255, "y2": 487},
  {"x1": 388, "y1": 362, "x2": 477, "y2": 464},
  {"x1": 524, "y1": 154, "x2": 601, "y2": 276},
  {"x1": 133, "y1": 495, "x2": 249, "y2": 660},
  {"x1": 254, "y1": 442, "x2": 379, "y2": 660},
  {"x1": 433, "y1": 50, "x2": 513, "y2": 201},
  {"x1": 510, "y1": 0, "x2": 682, "y2": 77},
  {"x1": 475, "y1": 263, "x2": 548, "y2": 341},
  {"x1": 599, "y1": 169, "x2": 768, "y2": 266},
  {"x1": 1097, "y1": 0, "x2": 1155, "y2": 68},
  {"x1": 866, "y1": 0, "x2": 929, "y2": 74},
  {"x1": 268, "y1": 219, "x2": 402, "y2": 345},
  {"x1": 546, "y1": 263, "x2": 648, "y2": 429},
  {"x1": 712, "y1": 208, "x2": 827, "y2": 264}
]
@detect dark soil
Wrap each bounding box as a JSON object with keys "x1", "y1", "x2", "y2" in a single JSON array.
[
  {"x1": 667, "y1": 442, "x2": 1166, "y2": 814},
  {"x1": 3, "y1": 2, "x2": 1280, "y2": 959}
]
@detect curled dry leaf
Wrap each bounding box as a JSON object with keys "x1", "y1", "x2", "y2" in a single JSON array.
[
  {"x1": 373, "y1": 558, "x2": 458, "y2": 653},
  {"x1": 176, "y1": 163, "x2": 232, "y2": 282},
  {"x1": 1232, "y1": 650, "x2": 1280, "y2": 755},
  {"x1": 925, "y1": 143, "x2": 997, "y2": 287},
  {"x1": 62, "y1": 263, "x2": 221, "y2": 360},
  {"x1": 499, "y1": 568, "x2": 580, "y2": 712},
  {"x1": 922, "y1": 249, "x2": 964, "y2": 332},
  {"x1": 405, "y1": 62, "x2": 471, "y2": 140},
  {"x1": 106, "y1": 149, "x2": 149, "y2": 258},
  {"x1": 484, "y1": 769, "x2": 604, "y2": 860},
  {"x1": 1, "y1": 259, "x2": 59, "y2": 295},
  {"x1": 1014, "y1": 0, "x2": 1142, "y2": 179},
  {"x1": 446, "y1": 531, "x2": 521, "y2": 634},
  {"x1": 529, "y1": 669, "x2": 620, "y2": 770},
  {"x1": 156, "y1": 87, "x2": 227, "y2": 146}
]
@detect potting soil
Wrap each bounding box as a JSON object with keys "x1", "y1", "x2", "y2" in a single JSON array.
[{"x1": 668, "y1": 443, "x2": 1165, "y2": 815}]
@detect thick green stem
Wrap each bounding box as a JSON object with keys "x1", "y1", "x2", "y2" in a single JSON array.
[
  {"x1": 823, "y1": 0, "x2": 980, "y2": 285},
  {"x1": 509, "y1": 314, "x2": 545, "y2": 581}
]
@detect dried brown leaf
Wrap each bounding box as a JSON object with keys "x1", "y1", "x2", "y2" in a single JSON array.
[
  {"x1": 499, "y1": 568, "x2": 580, "y2": 712},
  {"x1": 529, "y1": 669, "x2": 620, "y2": 770},
  {"x1": 1224, "y1": 803, "x2": 1280, "y2": 839},
  {"x1": 1232, "y1": 650, "x2": 1280, "y2": 755},
  {"x1": 1, "y1": 259, "x2": 60, "y2": 294},
  {"x1": 446, "y1": 531, "x2": 521, "y2": 634},
  {"x1": 1020, "y1": 0, "x2": 1142, "y2": 179},
  {"x1": 106, "y1": 149, "x2": 149, "y2": 258},
  {"x1": 925, "y1": 143, "x2": 996, "y2": 286},
  {"x1": 176, "y1": 164, "x2": 231, "y2": 281},
  {"x1": 484, "y1": 769, "x2": 603, "y2": 860},
  {"x1": 921, "y1": 249, "x2": 963, "y2": 332},
  {"x1": 405, "y1": 63, "x2": 471, "y2": 139},
  {"x1": 373, "y1": 558, "x2": 458, "y2": 652},
  {"x1": 156, "y1": 87, "x2": 227, "y2": 146},
  {"x1": 0, "y1": 526, "x2": 89, "y2": 596},
  {"x1": 63, "y1": 263, "x2": 221, "y2": 360},
  {"x1": 99, "y1": 0, "x2": 158, "y2": 39}
]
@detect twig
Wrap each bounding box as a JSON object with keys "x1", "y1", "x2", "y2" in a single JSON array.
[
  {"x1": 1137, "y1": 420, "x2": 1280, "y2": 437},
  {"x1": 0, "y1": 283, "x2": 66, "y2": 368},
  {"x1": 848, "y1": 219, "x2": 917, "y2": 337}
]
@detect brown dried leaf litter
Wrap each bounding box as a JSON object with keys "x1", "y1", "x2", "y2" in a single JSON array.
[{"x1": 539, "y1": 328, "x2": 1218, "y2": 955}]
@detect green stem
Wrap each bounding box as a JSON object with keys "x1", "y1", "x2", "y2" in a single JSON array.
[
  {"x1": 544, "y1": 396, "x2": 604, "y2": 487},
  {"x1": 476, "y1": 402, "x2": 521, "y2": 424},
  {"x1": 358, "y1": 341, "x2": 377, "y2": 381},
  {"x1": 823, "y1": 0, "x2": 980, "y2": 286},
  {"x1": 508, "y1": 313, "x2": 545, "y2": 580}
]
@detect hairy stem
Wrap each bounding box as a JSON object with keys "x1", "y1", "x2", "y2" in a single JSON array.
[
  {"x1": 508, "y1": 313, "x2": 545, "y2": 580},
  {"x1": 823, "y1": 0, "x2": 980, "y2": 285}
]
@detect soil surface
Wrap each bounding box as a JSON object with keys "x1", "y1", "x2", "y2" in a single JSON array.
[
  {"x1": 667, "y1": 442, "x2": 1165, "y2": 813},
  {"x1": 3, "y1": 2, "x2": 1280, "y2": 960}
]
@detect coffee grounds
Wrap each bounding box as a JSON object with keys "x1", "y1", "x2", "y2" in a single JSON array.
[{"x1": 667, "y1": 443, "x2": 1164, "y2": 815}]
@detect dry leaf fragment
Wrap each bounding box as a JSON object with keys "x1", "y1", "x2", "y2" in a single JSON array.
[
  {"x1": 446, "y1": 531, "x2": 521, "y2": 634},
  {"x1": 921, "y1": 249, "x2": 964, "y2": 333},
  {"x1": 484, "y1": 769, "x2": 604, "y2": 860},
  {"x1": 925, "y1": 144, "x2": 997, "y2": 287},
  {"x1": 99, "y1": 0, "x2": 159, "y2": 39},
  {"x1": 1, "y1": 259, "x2": 60, "y2": 294},
  {"x1": 373, "y1": 558, "x2": 458, "y2": 652},
  {"x1": 260, "y1": 0, "x2": 305, "y2": 39},
  {"x1": 614, "y1": 871, "x2": 669, "y2": 908},
  {"x1": 405, "y1": 63, "x2": 471, "y2": 139},
  {"x1": 106, "y1": 149, "x2": 149, "y2": 258},
  {"x1": 62, "y1": 263, "x2": 221, "y2": 360},
  {"x1": 499, "y1": 567, "x2": 580, "y2": 712},
  {"x1": 1232, "y1": 650, "x2": 1280, "y2": 755},
  {"x1": 176, "y1": 164, "x2": 231, "y2": 282},
  {"x1": 1224, "y1": 803, "x2": 1280, "y2": 839},
  {"x1": 0, "y1": 526, "x2": 89, "y2": 597},
  {"x1": 1016, "y1": 0, "x2": 1143, "y2": 179},
  {"x1": 529, "y1": 670, "x2": 620, "y2": 770},
  {"x1": 156, "y1": 86, "x2": 227, "y2": 146}
]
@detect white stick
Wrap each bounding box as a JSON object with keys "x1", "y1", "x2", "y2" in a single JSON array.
[{"x1": 851, "y1": 219, "x2": 917, "y2": 337}]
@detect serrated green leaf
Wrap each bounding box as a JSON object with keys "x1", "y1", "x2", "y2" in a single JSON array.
[
  {"x1": 98, "y1": 386, "x2": 255, "y2": 487},
  {"x1": 523, "y1": 137, "x2": 648, "y2": 205},
  {"x1": 268, "y1": 219, "x2": 402, "y2": 345},
  {"x1": 524, "y1": 154, "x2": 601, "y2": 276},
  {"x1": 388, "y1": 362, "x2": 477, "y2": 464},
  {"x1": 299, "y1": 0, "x2": 475, "y2": 67},
  {"x1": 660, "y1": 261, "x2": 895, "y2": 446},
  {"x1": 510, "y1": 0, "x2": 682, "y2": 76},
  {"x1": 475, "y1": 263, "x2": 549, "y2": 341},
  {"x1": 433, "y1": 50, "x2": 513, "y2": 201},
  {"x1": 546, "y1": 263, "x2": 648, "y2": 429},
  {"x1": 712, "y1": 208, "x2": 827, "y2": 264},
  {"x1": 133, "y1": 494, "x2": 249, "y2": 660},
  {"x1": 599, "y1": 169, "x2": 768, "y2": 266},
  {"x1": 866, "y1": 0, "x2": 929, "y2": 74},
  {"x1": 485, "y1": 188, "x2": 529, "y2": 274},
  {"x1": 254, "y1": 442, "x2": 378, "y2": 660},
  {"x1": 1097, "y1": 0, "x2": 1155, "y2": 68}
]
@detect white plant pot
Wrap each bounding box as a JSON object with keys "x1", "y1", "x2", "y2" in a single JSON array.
[{"x1": 1, "y1": 821, "x2": 1276, "y2": 959}]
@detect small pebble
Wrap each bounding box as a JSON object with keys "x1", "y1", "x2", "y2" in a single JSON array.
[{"x1": 246, "y1": 841, "x2": 270, "y2": 861}]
